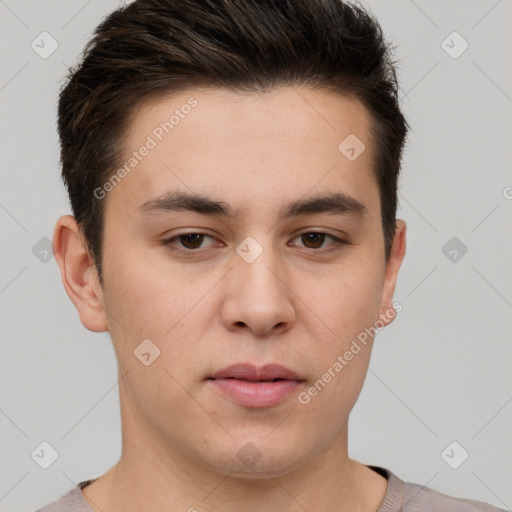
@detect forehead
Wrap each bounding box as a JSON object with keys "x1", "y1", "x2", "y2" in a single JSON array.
[
  {"x1": 105, "y1": 86, "x2": 379, "y2": 222},
  {"x1": 128, "y1": 86, "x2": 373, "y2": 147}
]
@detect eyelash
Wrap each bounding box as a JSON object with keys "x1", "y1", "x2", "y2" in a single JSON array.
[{"x1": 161, "y1": 231, "x2": 348, "y2": 256}]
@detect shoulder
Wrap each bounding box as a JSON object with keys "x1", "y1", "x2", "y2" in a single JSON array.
[
  {"x1": 35, "y1": 480, "x2": 96, "y2": 512},
  {"x1": 371, "y1": 465, "x2": 507, "y2": 512},
  {"x1": 402, "y1": 480, "x2": 507, "y2": 512}
]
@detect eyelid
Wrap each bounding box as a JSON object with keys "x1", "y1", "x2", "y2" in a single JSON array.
[
  {"x1": 161, "y1": 229, "x2": 348, "y2": 255},
  {"x1": 161, "y1": 232, "x2": 219, "y2": 254},
  {"x1": 290, "y1": 231, "x2": 347, "y2": 252}
]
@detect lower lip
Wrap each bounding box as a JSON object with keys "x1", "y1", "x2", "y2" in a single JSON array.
[{"x1": 208, "y1": 378, "x2": 302, "y2": 408}]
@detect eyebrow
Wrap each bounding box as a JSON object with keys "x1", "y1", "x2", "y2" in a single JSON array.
[{"x1": 137, "y1": 190, "x2": 367, "y2": 221}]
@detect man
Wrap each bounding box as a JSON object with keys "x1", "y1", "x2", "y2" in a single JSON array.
[{"x1": 37, "y1": 0, "x2": 505, "y2": 510}]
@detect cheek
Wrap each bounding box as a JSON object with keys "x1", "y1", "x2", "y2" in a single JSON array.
[
  {"x1": 101, "y1": 246, "x2": 168, "y2": 355},
  {"x1": 297, "y1": 306, "x2": 376, "y2": 427},
  {"x1": 303, "y1": 255, "x2": 383, "y2": 339},
  {"x1": 293, "y1": 254, "x2": 383, "y2": 408},
  {"x1": 102, "y1": 249, "x2": 214, "y2": 373},
  {"x1": 102, "y1": 262, "x2": 204, "y2": 417}
]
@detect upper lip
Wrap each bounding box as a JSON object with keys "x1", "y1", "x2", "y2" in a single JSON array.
[{"x1": 209, "y1": 363, "x2": 302, "y2": 382}]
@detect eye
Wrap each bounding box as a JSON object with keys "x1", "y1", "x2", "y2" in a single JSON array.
[
  {"x1": 290, "y1": 231, "x2": 346, "y2": 253},
  {"x1": 161, "y1": 230, "x2": 347, "y2": 256},
  {"x1": 161, "y1": 233, "x2": 218, "y2": 254}
]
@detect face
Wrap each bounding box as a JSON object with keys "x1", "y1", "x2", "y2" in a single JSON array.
[{"x1": 58, "y1": 86, "x2": 406, "y2": 478}]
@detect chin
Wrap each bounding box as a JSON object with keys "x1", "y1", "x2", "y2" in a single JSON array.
[{"x1": 198, "y1": 434, "x2": 316, "y2": 479}]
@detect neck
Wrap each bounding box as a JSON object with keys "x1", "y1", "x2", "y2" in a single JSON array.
[{"x1": 81, "y1": 394, "x2": 386, "y2": 512}]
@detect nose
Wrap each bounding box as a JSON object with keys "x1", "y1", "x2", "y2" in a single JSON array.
[{"x1": 221, "y1": 242, "x2": 296, "y2": 337}]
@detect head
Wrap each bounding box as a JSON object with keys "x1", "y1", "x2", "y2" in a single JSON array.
[{"x1": 54, "y1": 0, "x2": 408, "y2": 478}]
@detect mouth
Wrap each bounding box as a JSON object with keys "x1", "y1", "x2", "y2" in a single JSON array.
[
  {"x1": 209, "y1": 363, "x2": 302, "y2": 381},
  {"x1": 207, "y1": 363, "x2": 304, "y2": 408},
  {"x1": 216, "y1": 377, "x2": 289, "y2": 382}
]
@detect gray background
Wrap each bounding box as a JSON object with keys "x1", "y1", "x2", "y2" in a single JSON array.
[{"x1": 0, "y1": 0, "x2": 511, "y2": 511}]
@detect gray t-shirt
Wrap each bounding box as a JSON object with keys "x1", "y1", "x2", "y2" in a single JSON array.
[{"x1": 35, "y1": 465, "x2": 507, "y2": 511}]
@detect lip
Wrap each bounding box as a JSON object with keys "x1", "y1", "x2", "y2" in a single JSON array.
[{"x1": 207, "y1": 363, "x2": 304, "y2": 408}]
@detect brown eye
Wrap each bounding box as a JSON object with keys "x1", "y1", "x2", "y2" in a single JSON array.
[
  {"x1": 300, "y1": 232, "x2": 327, "y2": 249},
  {"x1": 162, "y1": 233, "x2": 217, "y2": 254},
  {"x1": 178, "y1": 233, "x2": 205, "y2": 249},
  {"x1": 292, "y1": 231, "x2": 344, "y2": 252}
]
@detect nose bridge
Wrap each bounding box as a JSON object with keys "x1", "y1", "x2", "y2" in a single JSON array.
[
  {"x1": 222, "y1": 233, "x2": 295, "y2": 334},
  {"x1": 234, "y1": 233, "x2": 285, "y2": 298}
]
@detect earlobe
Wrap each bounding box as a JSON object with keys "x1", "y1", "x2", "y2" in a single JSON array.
[
  {"x1": 377, "y1": 219, "x2": 406, "y2": 327},
  {"x1": 52, "y1": 215, "x2": 109, "y2": 333}
]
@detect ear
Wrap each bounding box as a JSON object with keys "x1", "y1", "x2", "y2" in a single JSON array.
[
  {"x1": 376, "y1": 219, "x2": 406, "y2": 327},
  {"x1": 53, "y1": 215, "x2": 108, "y2": 332}
]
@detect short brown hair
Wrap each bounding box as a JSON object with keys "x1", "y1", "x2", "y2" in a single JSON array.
[{"x1": 58, "y1": 0, "x2": 409, "y2": 284}]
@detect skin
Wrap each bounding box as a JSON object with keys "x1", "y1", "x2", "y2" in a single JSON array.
[{"x1": 53, "y1": 86, "x2": 406, "y2": 512}]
